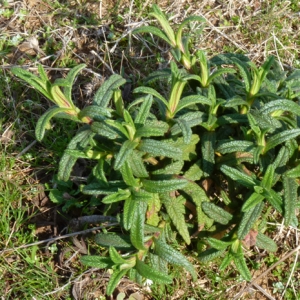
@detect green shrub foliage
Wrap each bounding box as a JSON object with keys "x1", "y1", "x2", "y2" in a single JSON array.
[{"x1": 12, "y1": 5, "x2": 300, "y2": 295}]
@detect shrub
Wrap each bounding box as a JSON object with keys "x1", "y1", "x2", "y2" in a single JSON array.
[{"x1": 12, "y1": 4, "x2": 300, "y2": 296}]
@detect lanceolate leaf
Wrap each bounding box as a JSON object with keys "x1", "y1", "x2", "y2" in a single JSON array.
[
  {"x1": 202, "y1": 202, "x2": 233, "y2": 225},
  {"x1": 58, "y1": 128, "x2": 94, "y2": 181},
  {"x1": 221, "y1": 165, "x2": 256, "y2": 188},
  {"x1": 106, "y1": 269, "x2": 128, "y2": 296},
  {"x1": 120, "y1": 161, "x2": 139, "y2": 187},
  {"x1": 93, "y1": 74, "x2": 126, "y2": 107},
  {"x1": 114, "y1": 140, "x2": 139, "y2": 170},
  {"x1": 261, "y1": 165, "x2": 275, "y2": 190},
  {"x1": 201, "y1": 131, "x2": 216, "y2": 177},
  {"x1": 61, "y1": 63, "x2": 86, "y2": 102},
  {"x1": 198, "y1": 248, "x2": 225, "y2": 262},
  {"x1": 35, "y1": 107, "x2": 73, "y2": 141},
  {"x1": 128, "y1": 151, "x2": 149, "y2": 178},
  {"x1": 233, "y1": 244, "x2": 251, "y2": 281},
  {"x1": 173, "y1": 118, "x2": 192, "y2": 144},
  {"x1": 283, "y1": 176, "x2": 298, "y2": 226},
  {"x1": 272, "y1": 146, "x2": 289, "y2": 185},
  {"x1": 175, "y1": 95, "x2": 211, "y2": 114},
  {"x1": 133, "y1": 86, "x2": 169, "y2": 108},
  {"x1": 265, "y1": 129, "x2": 300, "y2": 152},
  {"x1": 80, "y1": 255, "x2": 113, "y2": 269},
  {"x1": 231, "y1": 58, "x2": 251, "y2": 92},
  {"x1": 102, "y1": 189, "x2": 131, "y2": 204},
  {"x1": 11, "y1": 67, "x2": 52, "y2": 100},
  {"x1": 134, "y1": 94, "x2": 153, "y2": 125},
  {"x1": 123, "y1": 197, "x2": 136, "y2": 230},
  {"x1": 138, "y1": 139, "x2": 182, "y2": 159},
  {"x1": 142, "y1": 178, "x2": 188, "y2": 193},
  {"x1": 238, "y1": 202, "x2": 264, "y2": 240},
  {"x1": 95, "y1": 233, "x2": 133, "y2": 249},
  {"x1": 260, "y1": 99, "x2": 300, "y2": 116},
  {"x1": 154, "y1": 238, "x2": 197, "y2": 280},
  {"x1": 109, "y1": 246, "x2": 128, "y2": 264},
  {"x1": 255, "y1": 232, "x2": 278, "y2": 252},
  {"x1": 130, "y1": 201, "x2": 147, "y2": 250},
  {"x1": 216, "y1": 140, "x2": 255, "y2": 154},
  {"x1": 135, "y1": 259, "x2": 173, "y2": 284},
  {"x1": 206, "y1": 237, "x2": 233, "y2": 251},
  {"x1": 286, "y1": 164, "x2": 300, "y2": 178},
  {"x1": 161, "y1": 194, "x2": 190, "y2": 244},
  {"x1": 133, "y1": 26, "x2": 172, "y2": 45},
  {"x1": 241, "y1": 192, "x2": 265, "y2": 212}
]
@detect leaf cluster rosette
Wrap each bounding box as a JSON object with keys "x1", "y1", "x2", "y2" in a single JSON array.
[{"x1": 12, "y1": 4, "x2": 300, "y2": 295}]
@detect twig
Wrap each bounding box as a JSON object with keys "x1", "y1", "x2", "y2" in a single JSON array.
[
  {"x1": 233, "y1": 244, "x2": 300, "y2": 300},
  {"x1": 0, "y1": 223, "x2": 119, "y2": 256},
  {"x1": 252, "y1": 283, "x2": 276, "y2": 300}
]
